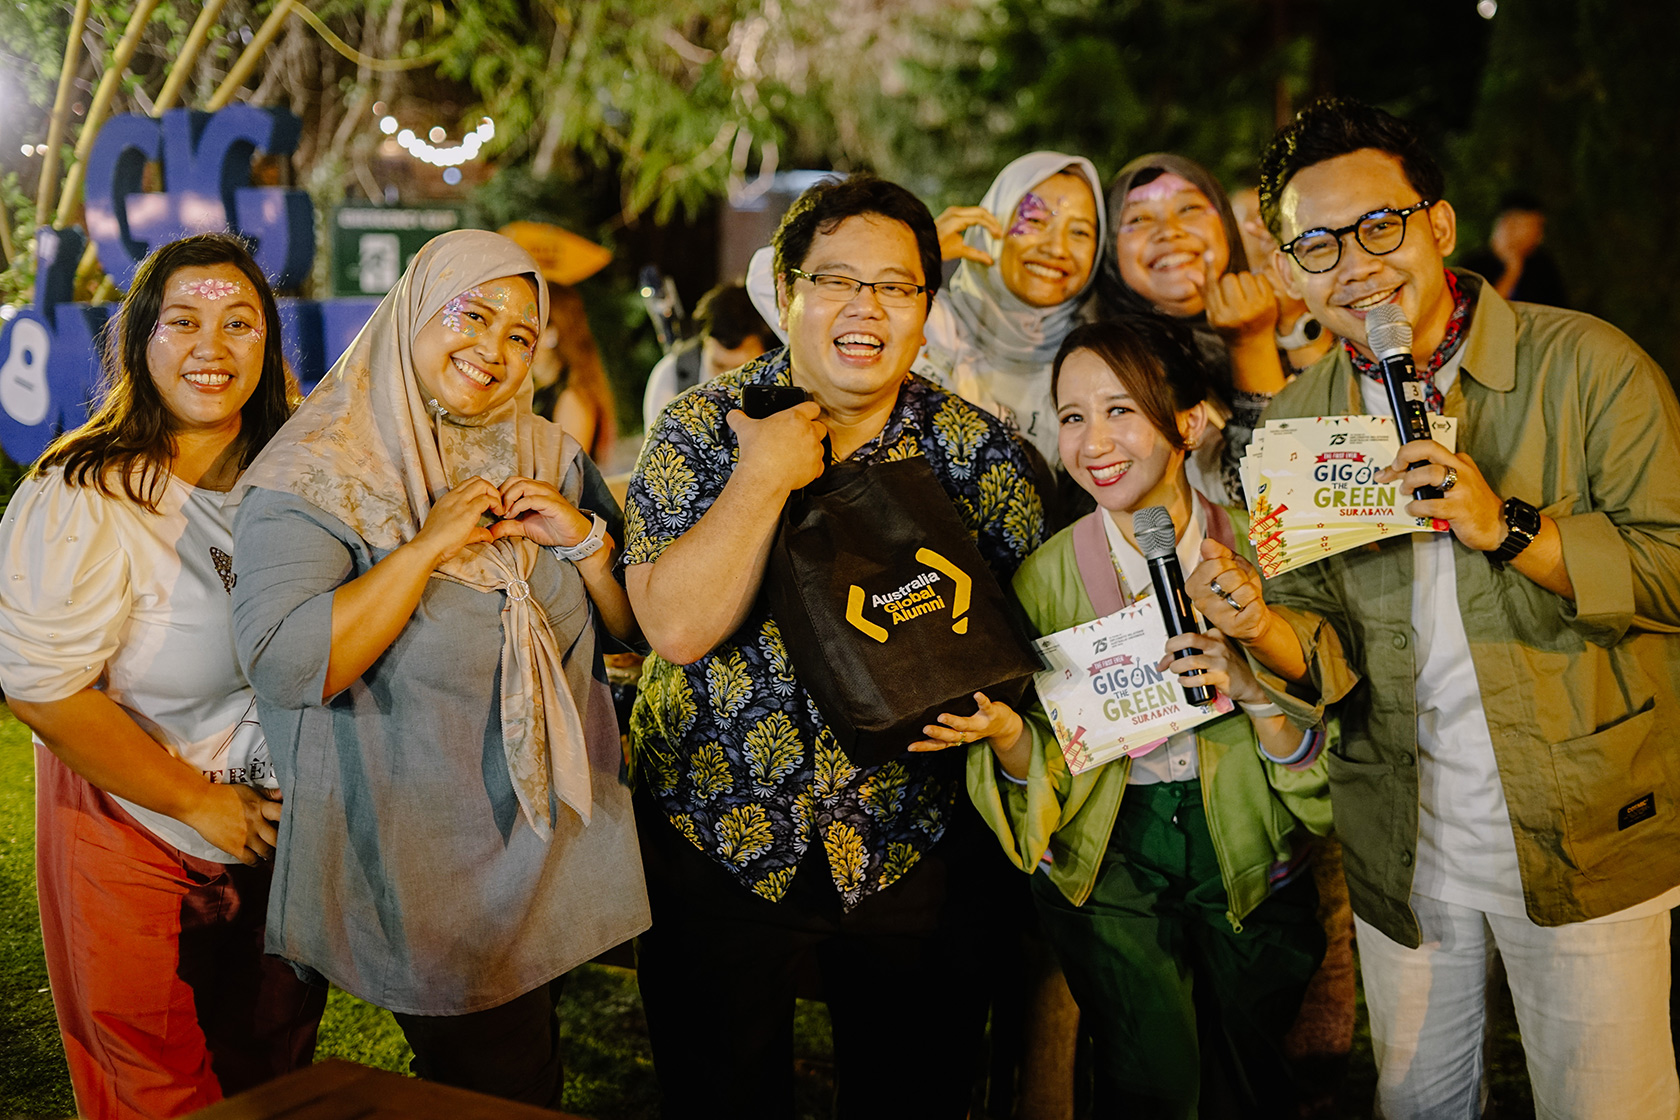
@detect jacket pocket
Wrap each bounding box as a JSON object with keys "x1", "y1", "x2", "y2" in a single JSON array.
[
  {"x1": 1550, "y1": 700, "x2": 1664, "y2": 882},
  {"x1": 1324, "y1": 749, "x2": 1395, "y2": 895}
]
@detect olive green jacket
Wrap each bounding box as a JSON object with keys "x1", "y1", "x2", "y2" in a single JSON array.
[
  {"x1": 1253, "y1": 272, "x2": 1680, "y2": 947},
  {"x1": 967, "y1": 504, "x2": 1333, "y2": 932}
]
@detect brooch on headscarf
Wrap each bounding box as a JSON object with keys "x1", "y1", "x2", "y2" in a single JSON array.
[{"x1": 425, "y1": 397, "x2": 492, "y2": 428}]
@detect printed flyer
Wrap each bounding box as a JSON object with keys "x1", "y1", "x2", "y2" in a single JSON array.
[
  {"x1": 1242, "y1": 413, "x2": 1458, "y2": 577},
  {"x1": 1032, "y1": 595, "x2": 1232, "y2": 775}
]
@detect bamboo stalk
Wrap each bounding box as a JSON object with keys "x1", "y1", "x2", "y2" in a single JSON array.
[
  {"x1": 207, "y1": 0, "x2": 296, "y2": 111},
  {"x1": 35, "y1": 0, "x2": 93, "y2": 228},
  {"x1": 54, "y1": 0, "x2": 166, "y2": 229},
  {"x1": 153, "y1": 0, "x2": 232, "y2": 114},
  {"x1": 0, "y1": 195, "x2": 15, "y2": 267}
]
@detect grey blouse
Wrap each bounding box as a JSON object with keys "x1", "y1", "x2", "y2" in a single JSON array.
[{"x1": 231, "y1": 476, "x2": 648, "y2": 1016}]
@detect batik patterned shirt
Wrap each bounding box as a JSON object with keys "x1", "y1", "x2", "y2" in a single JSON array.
[{"x1": 624, "y1": 347, "x2": 1045, "y2": 908}]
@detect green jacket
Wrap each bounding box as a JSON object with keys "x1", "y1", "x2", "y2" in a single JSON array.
[
  {"x1": 1254, "y1": 272, "x2": 1680, "y2": 947},
  {"x1": 967, "y1": 503, "x2": 1333, "y2": 932}
]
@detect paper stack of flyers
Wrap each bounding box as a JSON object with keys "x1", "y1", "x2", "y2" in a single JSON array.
[
  {"x1": 1241, "y1": 414, "x2": 1459, "y2": 578},
  {"x1": 1031, "y1": 595, "x2": 1232, "y2": 776}
]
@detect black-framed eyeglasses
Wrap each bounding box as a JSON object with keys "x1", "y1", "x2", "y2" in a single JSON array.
[
  {"x1": 789, "y1": 269, "x2": 928, "y2": 307},
  {"x1": 1279, "y1": 200, "x2": 1437, "y2": 273}
]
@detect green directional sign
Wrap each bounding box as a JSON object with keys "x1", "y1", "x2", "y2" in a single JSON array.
[{"x1": 331, "y1": 206, "x2": 465, "y2": 296}]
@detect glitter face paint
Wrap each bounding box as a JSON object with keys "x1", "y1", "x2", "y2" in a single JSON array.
[
  {"x1": 181, "y1": 277, "x2": 243, "y2": 300},
  {"x1": 441, "y1": 287, "x2": 485, "y2": 335},
  {"x1": 1008, "y1": 191, "x2": 1052, "y2": 237},
  {"x1": 1123, "y1": 171, "x2": 1200, "y2": 205}
]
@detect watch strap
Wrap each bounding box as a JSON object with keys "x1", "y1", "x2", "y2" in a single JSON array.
[
  {"x1": 549, "y1": 512, "x2": 607, "y2": 563},
  {"x1": 1486, "y1": 497, "x2": 1540, "y2": 568},
  {"x1": 1275, "y1": 315, "x2": 1323, "y2": 351}
]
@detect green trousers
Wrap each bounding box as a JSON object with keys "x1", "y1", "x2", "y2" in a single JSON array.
[{"x1": 1032, "y1": 779, "x2": 1323, "y2": 1120}]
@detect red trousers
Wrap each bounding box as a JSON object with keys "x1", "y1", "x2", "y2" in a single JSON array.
[{"x1": 34, "y1": 745, "x2": 325, "y2": 1120}]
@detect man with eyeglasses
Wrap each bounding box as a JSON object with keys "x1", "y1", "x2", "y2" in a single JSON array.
[
  {"x1": 1184, "y1": 96, "x2": 1680, "y2": 1117},
  {"x1": 622, "y1": 174, "x2": 1045, "y2": 1118}
]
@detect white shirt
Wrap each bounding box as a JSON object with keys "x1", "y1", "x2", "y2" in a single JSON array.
[
  {"x1": 1100, "y1": 502, "x2": 1206, "y2": 784},
  {"x1": 0, "y1": 469, "x2": 273, "y2": 863}
]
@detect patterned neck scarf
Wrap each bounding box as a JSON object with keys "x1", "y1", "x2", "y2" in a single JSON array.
[{"x1": 1343, "y1": 269, "x2": 1472, "y2": 412}]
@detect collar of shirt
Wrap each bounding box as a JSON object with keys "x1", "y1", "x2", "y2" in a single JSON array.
[
  {"x1": 754, "y1": 347, "x2": 926, "y2": 463},
  {"x1": 1342, "y1": 269, "x2": 1476, "y2": 406},
  {"x1": 1310, "y1": 271, "x2": 1516, "y2": 418},
  {"x1": 1098, "y1": 496, "x2": 1208, "y2": 607}
]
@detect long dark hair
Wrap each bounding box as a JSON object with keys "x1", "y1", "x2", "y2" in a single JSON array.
[{"x1": 34, "y1": 233, "x2": 294, "y2": 512}]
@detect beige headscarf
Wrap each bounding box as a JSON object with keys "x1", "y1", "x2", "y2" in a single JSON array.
[{"x1": 239, "y1": 229, "x2": 593, "y2": 836}]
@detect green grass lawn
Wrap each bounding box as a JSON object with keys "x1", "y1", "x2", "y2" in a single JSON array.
[{"x1": 0, "y1": 705, "x2": 1531, "y2": 1119}]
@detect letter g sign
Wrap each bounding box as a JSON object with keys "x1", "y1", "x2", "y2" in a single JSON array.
[{"x1": 83, "y1": 105, "x2": 314, "y2": 291}]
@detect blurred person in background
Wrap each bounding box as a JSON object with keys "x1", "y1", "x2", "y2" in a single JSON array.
[
  {"x1": 642, "y1": 282, "x2": 774, "y2": 428},
  {"x1": 1460, "y1": 189, "x2": 1570, "y2": 308},
  {"x1": 530, "y1": 281, "x2": 618, "y2": 466}
]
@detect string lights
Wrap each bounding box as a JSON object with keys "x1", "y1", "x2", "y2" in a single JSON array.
[{"x1": 378, "y1": 114, "x2": 495, "y2": 169}]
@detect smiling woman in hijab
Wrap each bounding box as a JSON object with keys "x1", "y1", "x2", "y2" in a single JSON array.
[
  {"x1": 1097, "y1": 153, "x2": 1291, "y2": 504},
  {"x1": 229, "y1": 229, "x2": 649, "y2": 1105},
  {"x1": 915, "y1": 150, "x2": 1106, "y2": 464}
]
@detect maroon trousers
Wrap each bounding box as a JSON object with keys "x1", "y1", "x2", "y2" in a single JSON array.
[{"x1": 34, "y1": 745, "x2": 325, "y2": 1119}]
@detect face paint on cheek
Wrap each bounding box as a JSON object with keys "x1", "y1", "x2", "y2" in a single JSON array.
[
  {"x1": 1008, "y1": 192, "x2": 1052, "y2": 237},
  {"x1": 441, "y1": 288, "x2": 484, "y2": 336},
  {"x1": 181, "y1": 278, "x2": 243, "y2": 300},
  {"x1": 1123, "y1": 172, "x2": 1201, "y2": 206}
]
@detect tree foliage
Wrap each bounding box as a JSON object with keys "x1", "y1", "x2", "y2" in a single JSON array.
[{"x1": 0, "y1": 0, "x2": 1674, "y2": 380}]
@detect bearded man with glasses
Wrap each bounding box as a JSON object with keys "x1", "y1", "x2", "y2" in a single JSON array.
[
  {"x1": 1178, "y1": 96, "x2": 1680, "y2": 1118},
  {"x1": 623, "y1": 174, "x2": 1045, "y2": 1119}
]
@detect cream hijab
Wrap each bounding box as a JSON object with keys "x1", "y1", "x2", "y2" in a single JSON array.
[{"x1": 238, "y1": 229, "x2": 593, "y2": 836}]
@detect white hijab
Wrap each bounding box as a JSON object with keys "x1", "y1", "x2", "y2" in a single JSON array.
[{"x1": 931, "y1": 150, "x2": 1107, "y2": 377}]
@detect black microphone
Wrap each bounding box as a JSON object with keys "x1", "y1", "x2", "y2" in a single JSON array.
[
  {"x1": 1133, "y1": 506, "x2": 1217, "y2": 707},
  {"x1": 1366, "y1": 303, "x2": 1442, "y2": 501}
]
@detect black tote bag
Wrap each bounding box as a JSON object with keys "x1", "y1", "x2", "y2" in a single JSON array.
[{"x1": 764, "y1": 454, "x2": 1041, "y2": 769}]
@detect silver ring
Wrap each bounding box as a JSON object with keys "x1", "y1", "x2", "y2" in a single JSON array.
[
  {"x1": 1441, "y1": 466, "x2": 1458, "y2": 493},
  {"x1": 505, "y1": 578, "x2": 532, "y2": 603},
  {"x1": 1208, "y1": 577, "x2": 1242, "y2": 612}
]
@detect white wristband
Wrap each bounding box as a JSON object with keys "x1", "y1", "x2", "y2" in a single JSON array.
[
  {"x1": 548, "y1": 512, "x2": 607, "y2": 563},
  {"x1": 1238, "y1": 699, "x2": 1283, "y2": 718},
  {"x1": 1275, "y1": 314, "x2": 1323, "y2": 351}
]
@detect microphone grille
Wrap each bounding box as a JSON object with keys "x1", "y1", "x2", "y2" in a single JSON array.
[
  {"x1": 1365, "y1": 302, "x2": 1413, "y2": 359},
  {"x1": 1132, "y1": 506, "x2": 1178, "y2": 560}
]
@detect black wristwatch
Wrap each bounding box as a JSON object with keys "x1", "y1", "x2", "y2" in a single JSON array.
[{"x1": 1486, "y1": 497, "x2": 1541, "y2": 569}]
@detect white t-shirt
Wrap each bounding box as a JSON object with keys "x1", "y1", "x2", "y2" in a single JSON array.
[
  {"x1": 0, "y1": 468, "x2": 273, "y2": 863},
  {"x1": 1357, "y1": 362, "x2": 1678, "y2": 922}
]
